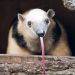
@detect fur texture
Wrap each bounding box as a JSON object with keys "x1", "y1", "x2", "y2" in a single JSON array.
[{"x1": 7, "y1": 8, "x2": 71, "y2": 56}]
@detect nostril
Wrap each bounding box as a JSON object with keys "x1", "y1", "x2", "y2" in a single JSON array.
[
  {"x1": 37, "y1": 30, "x2": 45, "y2": 37},
  {"x1": 38, "y1": 33, "x2": 45, "y2": 37}
]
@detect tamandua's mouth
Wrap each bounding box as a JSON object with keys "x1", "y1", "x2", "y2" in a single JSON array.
[{"x1": 36, "y1": 29, "x2": 45, "y2": 37}]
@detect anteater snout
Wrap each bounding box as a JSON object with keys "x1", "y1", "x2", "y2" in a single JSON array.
[{"x1": 37, "y1": 29, "x2": 45, "y2": 37}]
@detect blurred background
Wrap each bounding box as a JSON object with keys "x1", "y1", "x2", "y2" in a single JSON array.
[{"x1": 0, "y1": 0, "x2": 75, "y2": 56}]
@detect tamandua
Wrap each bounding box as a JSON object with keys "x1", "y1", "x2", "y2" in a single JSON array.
[{"x1": 7, "y1": 8, "x2": 71, "y2": 56}]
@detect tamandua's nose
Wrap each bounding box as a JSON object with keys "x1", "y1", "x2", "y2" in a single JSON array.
[{"x1": 37, "y1": 29, "x2": 45, "y2": 37}]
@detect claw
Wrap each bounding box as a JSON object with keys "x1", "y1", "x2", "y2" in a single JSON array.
[
  {"x1": 70, "y1": 4, "x2": 74, "y2": 6},
  {"x1": 63, "y1": 0, "x2": 75, "y2": 10}
]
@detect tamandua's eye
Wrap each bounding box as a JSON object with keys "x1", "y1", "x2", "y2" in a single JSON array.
[
  {"x1": 45, "y1": 19, "x2": 49, "y2": 24},
  {"x1": 28, "y1": 21, "x2": 31, "y2": 27}
]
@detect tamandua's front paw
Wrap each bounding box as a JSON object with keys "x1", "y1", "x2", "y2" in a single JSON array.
[{"x1": 63, "y1": 0, "x2": 75, "y2": 11}]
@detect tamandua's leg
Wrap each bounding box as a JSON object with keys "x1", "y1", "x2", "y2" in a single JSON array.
[
  {"x1": 47, "y1": 19, "x2": 71, "y2": 56},
  {"x1": 7, "y1": 27, "x2": 32, "y2": 55},
  {"x1": 47, "y1": 39, "x2": 71, "y2": 56},
  {"x1": 7, "y1": 39, "x2": 32, "y2": 55}
]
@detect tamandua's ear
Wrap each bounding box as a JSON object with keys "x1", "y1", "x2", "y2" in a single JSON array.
[
  {"x1": 47, "y1": 9, "x2": 55, "y2": 18},
  {"x1": 18, "y1": 13, "x2": 25, "y2": 22}
]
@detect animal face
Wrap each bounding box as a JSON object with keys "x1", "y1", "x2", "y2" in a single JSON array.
[{"x1": 18, "y1": 9, "x2": 55, "y2": 38}]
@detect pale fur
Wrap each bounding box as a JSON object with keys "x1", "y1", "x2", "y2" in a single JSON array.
[
  {"x1": 47, "y1": 19, "x2": 71, "y2": 56},
  {"x1": 7, "y1": 9, "x2": 71, "y2": 56}
]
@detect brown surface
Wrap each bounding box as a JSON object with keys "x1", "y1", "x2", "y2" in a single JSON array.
[
  {"x1": 0, "y1": 0, "x2": 75, "y2": 56},
  {"x1": 0, "y1": 54, "x2": 75, "y2": 74}
]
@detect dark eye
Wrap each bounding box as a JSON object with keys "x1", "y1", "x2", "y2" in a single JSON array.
[
  {"x1": 28, "y1": 21, "x2": 31, "y2": 27},
  {"x1": 45, "y1": 19, "x2": 49, "y2": 24}
]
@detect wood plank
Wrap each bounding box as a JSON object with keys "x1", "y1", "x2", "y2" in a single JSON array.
[{"x1": 0, "y1": 54, "x2": 75, "y2": 74}]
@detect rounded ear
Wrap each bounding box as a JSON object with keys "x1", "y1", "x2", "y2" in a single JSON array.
[
  {"x1": 47, "y1": 9, "x2": 55, "y2": 18},
  {"x1": 18, "y1": 13, "x2": 25, "y2": 22}
]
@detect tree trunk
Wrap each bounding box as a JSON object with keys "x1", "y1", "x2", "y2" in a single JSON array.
[{"x1": 0, "y1": 54, "x2": 75, "y2": 75}]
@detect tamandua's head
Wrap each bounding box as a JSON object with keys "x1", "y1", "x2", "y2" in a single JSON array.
[{"x1": 18, "y1": 9, "x2": 55, "y2": 38}]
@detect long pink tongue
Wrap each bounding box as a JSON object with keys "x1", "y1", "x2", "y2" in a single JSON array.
[{"x1": 40, "y1": 37, "x2": 45, "y2": 75}]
